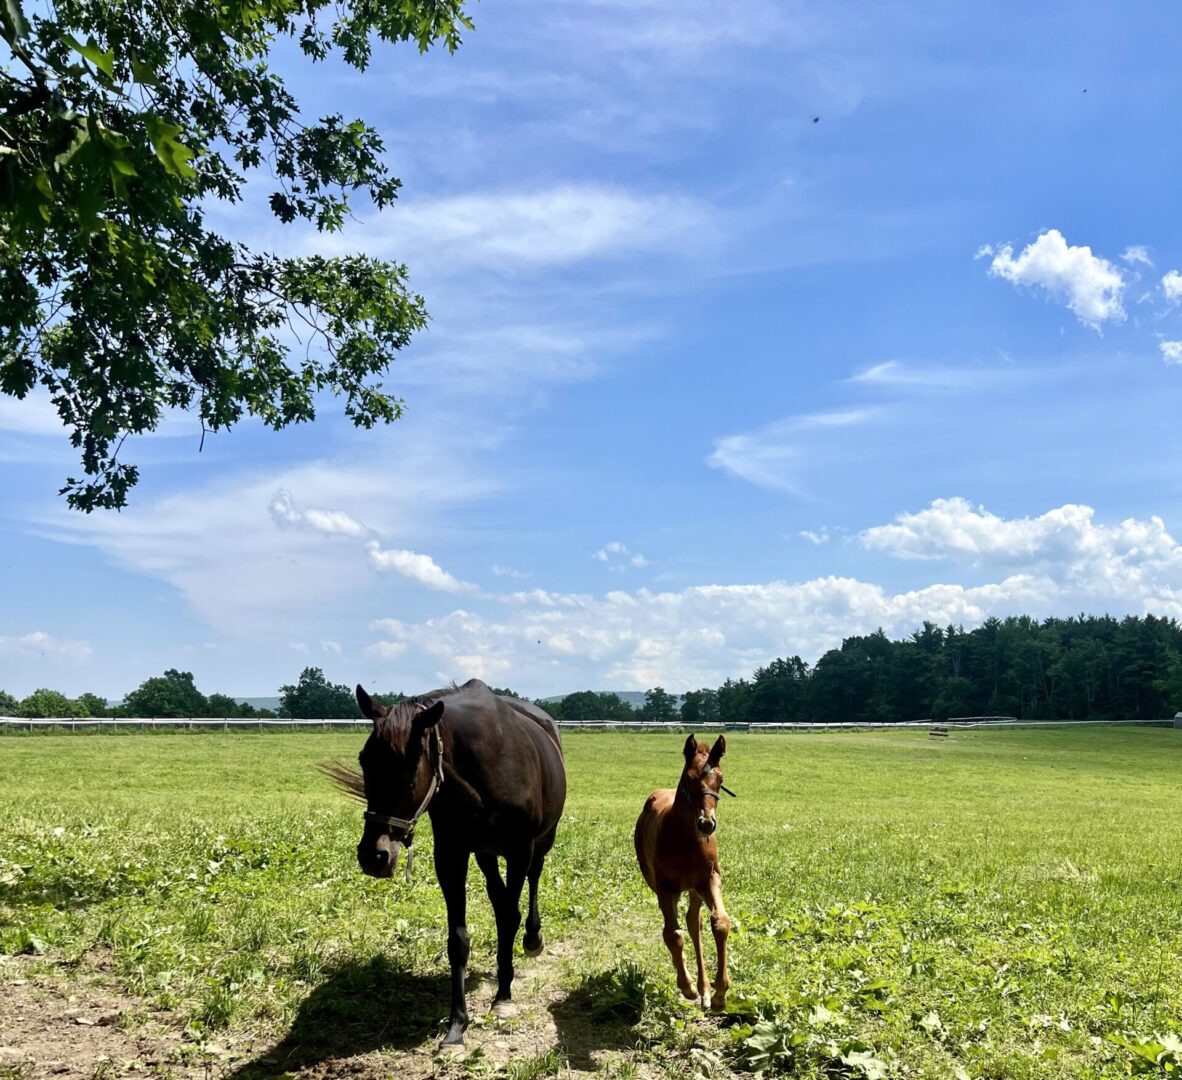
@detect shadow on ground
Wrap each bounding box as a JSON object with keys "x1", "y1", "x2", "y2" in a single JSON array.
[
  {"x1": 226, "y1": 955, "x2": 478, "y2": 1078},
  {"x1": 548, "y1": 967, "x2": 643, "y2": 1071}
]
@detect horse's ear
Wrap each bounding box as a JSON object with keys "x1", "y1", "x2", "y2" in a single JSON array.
[
  {"x1": 683, "y1": 733, "x2": 698, "y2": 763},
  {"x1": 356, "y1": 684, "x2": 382, "y2": 722},
  {"x1": 708, "y1": 734, "x2": 726, "y2": 765},
  {"x1": 412, "y1": 700, "x2": 445, "y2": 735}
]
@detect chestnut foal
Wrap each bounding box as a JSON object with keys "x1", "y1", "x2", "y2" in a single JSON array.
[{"x1": 634, "y1": 734, "x2": 733, "y2": 1010}]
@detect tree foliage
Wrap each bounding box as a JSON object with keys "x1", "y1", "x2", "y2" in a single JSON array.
[
  {"x1": 16, "y1": 686, "x2": 85, "y2": 717},
  {"x1": 640, "y1": 686, "x2": 678, "y2": 724},
  {"x1": 700, "y1": 615, "x2": 1182, "y2": 726},
  {"x1": 122, "y1": 667, "x2": 208, "y2": 717},
  {"x1": 278, "y1": 665, "x2": 356, "y2": 718},
  {"x1": 1, "y1": 0, "x2": 471, "y2": 509}
]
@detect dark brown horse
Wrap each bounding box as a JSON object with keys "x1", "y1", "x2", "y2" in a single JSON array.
[
  {"x1": 634, "y1": 734, "x2": 732, "y2": 1011},
  {"x1": 335, "y1": 679, "x2": 566, "y2": 1047}
]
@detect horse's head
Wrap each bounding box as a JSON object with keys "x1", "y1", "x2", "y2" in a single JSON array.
[
  {"x1": 354, "y1": 685, "x2": 445, "y2": 879},
  {"x1": 681, "y1": 733, "x2": 727, "y2": 837}
]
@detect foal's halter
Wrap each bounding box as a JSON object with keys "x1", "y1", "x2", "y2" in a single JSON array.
[
  {"x1": 363, "y1": 724, "x2": 444, "y2": 881},
  {"x1": 679, "y1": 763, "x2": 737, "y2": 804}
]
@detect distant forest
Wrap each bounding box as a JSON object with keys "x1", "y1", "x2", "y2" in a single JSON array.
[
  {"x1": 2, "y1": 615, "x2": 1180, "y2": 724},
  {"x1": 545, "y1": 614, "x2": 1182, "y2": 726}
]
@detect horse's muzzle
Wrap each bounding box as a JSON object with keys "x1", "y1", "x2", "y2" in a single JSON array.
[
  {"x1": 696, "y1": 817, "x2": 717, "y2": 837},
  {"x1": 358, "y1": 837, "x2": 400, "y2": 878}
]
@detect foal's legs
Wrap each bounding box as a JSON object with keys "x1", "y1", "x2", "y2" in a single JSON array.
[
  {"x1": 435, "y1": 843, "x2": 472, "y2": 1045},
  {"x1": 704, "y1": 872, "x2": 731, "y2": 1011},
  {"x1": 477, "y1": 850, "x2": 528, "y2": 1017},
  {"x1": 685, "y1": 891, "x2": 708, "y2": 1006},
  {"x1": 657, "y1": 889, "x2": 696, "y2": 1001}
]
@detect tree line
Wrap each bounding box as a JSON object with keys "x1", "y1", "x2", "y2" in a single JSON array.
[
  {"x1": 543, "y1": 615, "x2": 1182, "y2": 725},
  {"x1": 3, "y1": 615, "x2": 1180, "y2": 722}
]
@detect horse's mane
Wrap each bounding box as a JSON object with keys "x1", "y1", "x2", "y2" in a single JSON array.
[{"x1": 317, "y1": 684, "x2": 465, "y2": 802}]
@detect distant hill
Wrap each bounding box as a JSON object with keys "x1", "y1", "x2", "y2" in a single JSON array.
[
  {"x1": 539, "y1": 690, "x2": 683, "y2": 709},
  {"x1": 235, "y1": 696, "x2": 282, "y2": 712}
]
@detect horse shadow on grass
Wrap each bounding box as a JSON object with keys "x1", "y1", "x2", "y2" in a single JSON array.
[
  {"x1": 226, "y1": 955, "x2": 480, "y2": 1078},
  {"x1": 548, "y1": 966, "x2": 646, "y2": 1071}
]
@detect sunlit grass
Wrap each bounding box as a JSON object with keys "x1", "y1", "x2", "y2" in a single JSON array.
[{"x1": 2, "y1": 727, "x2": 1181, "y2": 1077}]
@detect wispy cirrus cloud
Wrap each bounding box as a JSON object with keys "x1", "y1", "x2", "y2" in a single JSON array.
[
  {"x1": 592, "y1": 540, "x2": 649, "y2": 570},
  {"x1": 708, "y1": 407, "x2": 881, "y2": 493},
  {"x1": 0, "y1": 630, "x2": 92, "y2": 663},
  {"x1": 307, "y1": 184, "x2": 714, "y2": 273},
  {"x1": 847, "y1": 360, "x2": 1032, "y2": 391}
]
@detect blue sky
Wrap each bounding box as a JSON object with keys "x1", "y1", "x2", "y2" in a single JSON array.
[{"x1": 4, "y1": 0, "x2": 1182, "y2": 700}]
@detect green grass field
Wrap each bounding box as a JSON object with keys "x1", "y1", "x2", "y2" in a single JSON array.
[{"x1": 2, "y1": 727, "x2": 1181, "y2": 1079}]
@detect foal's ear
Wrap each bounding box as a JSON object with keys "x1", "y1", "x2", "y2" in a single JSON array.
[
  {"x1": 412, "y1": 699, "x2": 445, "y2": 736},
  {"x1": 356, "y1": 684, "x2": 382, "y2": 722},
  {"x1": 708, "y1": 734, "x2": 726, "y2": 765},
  {"x1": 683, "y1": 733, "x2": 699, "y2": 763}
]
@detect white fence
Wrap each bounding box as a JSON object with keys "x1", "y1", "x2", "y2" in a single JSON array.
[{"x1": 0, "y1": 715, "x2": 1176, "y2": 734}]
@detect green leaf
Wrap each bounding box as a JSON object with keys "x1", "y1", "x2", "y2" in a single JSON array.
[
  {"x1": 64, "y1": 34, "x2": 115, "y2": 78},
  {"x1": 145, "y1": 115, "x2": 197, "y2": 180},
  {"x1": 53, "y1": 120, "x2": 90, "y2": 170},
  {"x1": 130, "y1": 56, "x2": 159, "y2": 86},
  {"x1": 2, "y1": 0, "x2": 29, "y2": 39}
]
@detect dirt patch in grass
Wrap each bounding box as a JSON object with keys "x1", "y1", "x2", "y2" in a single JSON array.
[
  {"x1": 226, "y1": 937, "x2": 660, "y2": 1080},
  {"x1": 1, "y1": 939, "x2": 665, "y2": 1080},
  {"x1": 0, "y1": 955, "x2": 198, "y2": 1079}
]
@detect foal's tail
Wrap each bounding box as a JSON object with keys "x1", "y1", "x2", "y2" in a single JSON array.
[{"x1": 634, "y1": 792, "x2": 660, "y2": 893}]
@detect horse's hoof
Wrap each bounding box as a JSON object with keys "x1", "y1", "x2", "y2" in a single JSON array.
[
  {"x1": 491, "y1": 1000, "x2": 518, "y2": 1020},
  {"x1": 438, "y1": 1040, "x2": 465, "y2": 1057},
  {"x1": 523, "y1": 935, "x2": 544, "y2": 957},
  {"x1": 678, "y1": 983, "x2": 697, "y2": 1002},
  {"x1": 709, "y1": 994, "x2": 728, "y2": 1012}
]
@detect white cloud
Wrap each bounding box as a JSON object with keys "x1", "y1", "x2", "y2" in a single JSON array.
[
  {"x1": 800, "y1": 529, "x2": 830, "y2": 545},
  {"x1": 592, "y1": 541, "x2": 650, "y2": 570},
  {"x1": 708, "y1": 408, "x2": 880, "y2": 492},
  {"x1": 269, "y1": 490, "x2": 371, "y2": 538},
  {"x1": 0, "y1": 630, "x2": 92, "y2": 662},
  {"x1": 1121, "y1": 245, "x2": 1153, "y2": 268},
  {"x1": 363, "y1": 574, "x2": 1052, "y2": 692},
  {"x1": 986, "y1": 229, "x2": 1125, "y2": 329},
  {"x1": 491, "y1": 564, "x2": 530, "y2": 580},
  {"x1": 1161, "y1": 341, "x2": 1182, "y2": 366},
  {"x1": 848, "y1": 360, "x2": 1028, "y2": 391},
  {"x1": 43, "y1": 422, "x2": 503, "y2": 636},
  {"x1": 861, "y1": 498, "x2": 1182, "y2": 601},
  {"x1": 309, "y1": 185, "x2": 711, "y2": 273},
  {"x1": 361, "y1": 499, "x2": 1182, "y2": 693},
  {"x1": 1162, "y1": 270, "x2": 1182, "y2": 303},
  {"x1": 320, "y1": 640, "x2": 342, "y2": 655},
  {"x1": 365, "y1": 541, "x2": 479, "y2": 594},
  {"x1": 0, "y1": 394, "x2": 66, "y2": 436}
]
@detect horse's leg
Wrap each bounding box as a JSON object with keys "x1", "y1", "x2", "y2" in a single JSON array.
[
  {"x1": 523, "y1": 827, "x2": 555, "y2": 957},
  {"x1": 476, "y1": 852, "x2": 505, "y2": 907},
  {"x1": 704, "y1": 872, "x2": 731, "y2": 1011},
  {"x1": 488, "y1": 849, "x2": 528, "y2": 1017},
  {"x1": 435, "y1": 842, "x2": 472, "y2": 1045},
  {"x1": 657, "y1": 890, "x2": 696, "y2": 1001},
  {"x1": 686, "y1": 890, "x2": 708, "y2": 1007}
]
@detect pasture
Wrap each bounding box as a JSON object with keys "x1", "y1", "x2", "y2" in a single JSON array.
[{"x1": 2, "y1": 727, "x2": 1181, "y2": 1079}]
